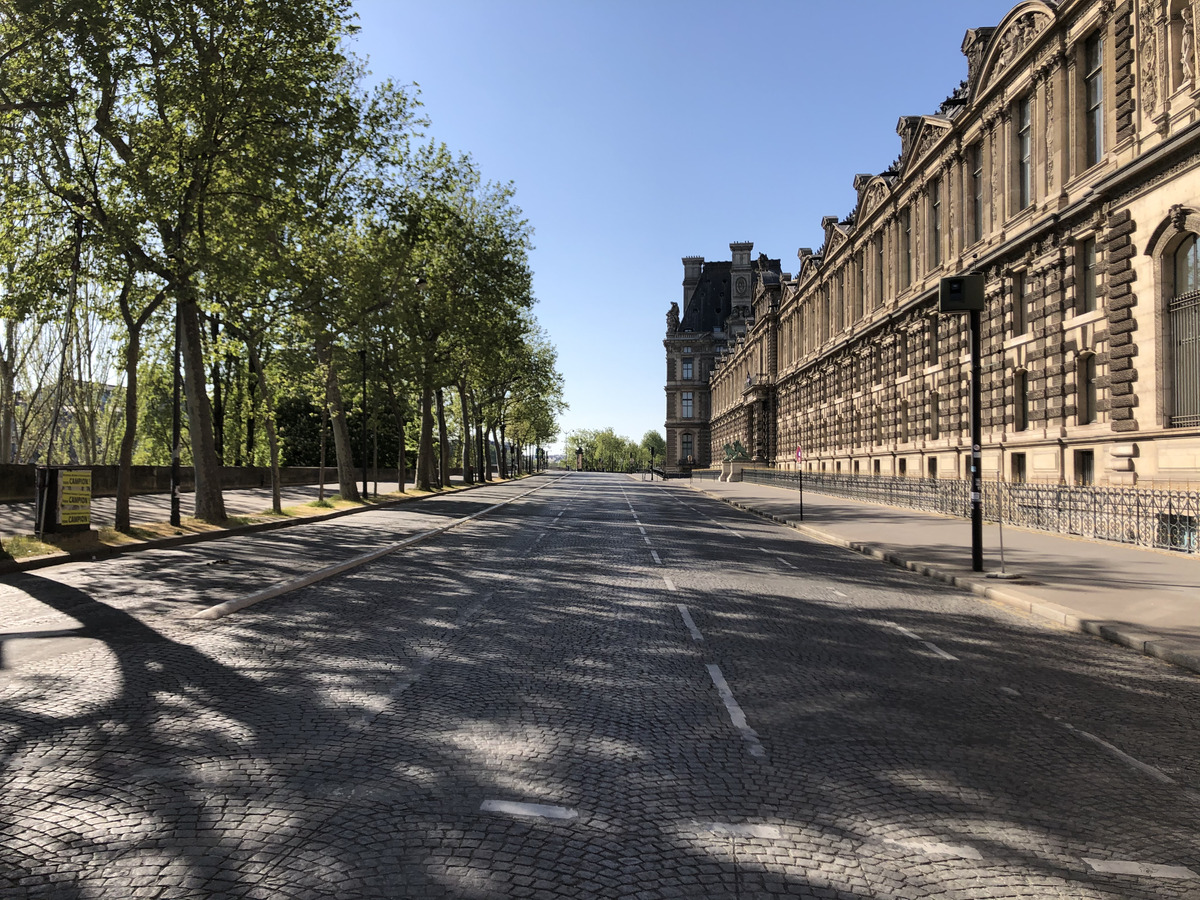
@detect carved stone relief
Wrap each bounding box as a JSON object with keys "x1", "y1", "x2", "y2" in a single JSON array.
[
  {"x1": 991, "y1": 12, "x2": 1050, "y2": 81},
  {"x1": 990, "y1": 123, "x2": 1001, "y2": 231},
  {"x1": 863, "y1": 182, "x2": 887, "y2": 217},
  {"x1": 915, "y1": 126, "x2": 945, "y2": 162},
  {"x1": 1045, "y1": 78, "x2": 1055, "y2": 189},
  {"x1": 1141, "y1": 0, "x2": 1160, "y2": 113}
]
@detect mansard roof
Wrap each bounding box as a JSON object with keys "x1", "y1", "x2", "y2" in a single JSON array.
[
  {"x1": 810, "y1": 0, "x2": 1065, "y2": 257},
  {"x1": 679, "y1": 260, "x2": 730, "y2": 333}
]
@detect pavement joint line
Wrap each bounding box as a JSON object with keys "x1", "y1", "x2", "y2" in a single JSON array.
[
  {"x1": 677, "y1": 604, "x2": 704, "y2": 643},
  {"x1": 688, "y1": 483, "x2": 1200, "y2": 679},
  {"x1": 705, "y1": 663, "x2": 766, "y2": 759},
  {"x1": 663, "y1": 576, "x2": 677, "y2": 591},
  {"x1": 650, "y1": 550, "x2": 662, "y2": 565},
  {"x1": 479, "y1": 800, "x2": 578, "y2": 821},
  {"x1": 191, "y1": 477, "x2": 565, "y2": 622}
]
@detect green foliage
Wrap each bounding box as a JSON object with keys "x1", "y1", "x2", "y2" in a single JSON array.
[{"x1": 0, "y1": 0, "x2": 564, "y2": 495}]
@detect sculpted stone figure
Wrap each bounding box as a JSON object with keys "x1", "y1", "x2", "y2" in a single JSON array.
[
  {"x1": 1183, "y1": 7, "x2": 1195, "y2": 83},
  {"x1": 723, "y1": 441, "x2": 750, "y2": 462},
  {"x1": 667, "y1": 301, "x2": 680, "y2": 332}
]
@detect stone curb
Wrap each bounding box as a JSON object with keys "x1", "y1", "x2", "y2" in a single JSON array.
[
  {"x1": 192, "y1": 475, "x2": 564, "y2": 622},
  {"x1": 0, "y1": 476, "x2": 537, "y2": 577},
  {"x1": 689, "y1": 485, "x2": 1200, "y2": 679}
]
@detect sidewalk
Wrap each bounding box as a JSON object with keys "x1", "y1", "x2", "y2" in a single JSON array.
[
  {"x1": 0, "y1": 479, "x2": 453, "y2": 537},
  {"x1": 0, "y1": 476, "x2": 493, "y2": 574},
  {"x1": 689, "y1": 477, "x2": 1200, "y2": 677}
]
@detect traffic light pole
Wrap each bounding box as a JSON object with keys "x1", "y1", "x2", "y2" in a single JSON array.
[
  {"x1": 969, "y1": 307, "x2": 983, "y2": 572},
  {"x1": 941, "y1": 275, "x2": 985, "y2": 573}
]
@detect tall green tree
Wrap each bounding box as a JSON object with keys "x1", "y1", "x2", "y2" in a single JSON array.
[{"x1": 1, "y1": 0, "x2": 358, "y2": 521}]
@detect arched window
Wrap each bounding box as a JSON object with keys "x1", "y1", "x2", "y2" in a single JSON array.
[
  {"x1": 1169, "y1": 234, "x2": 1200, "y2": 427},
  {"x1": 1174, "y1": 233, "x2": 1199, "y2": 294}
]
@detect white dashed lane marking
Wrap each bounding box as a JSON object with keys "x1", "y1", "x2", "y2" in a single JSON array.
[
  {"x1": 758, "y1": 547, "x2": 798, "y2": 570},
  {"x1": 1060, "y1": 722, "x2": 1178, "y2": 785},
  {"x1": 480, "y1": 800, "x2": 578, "y2": 821},
  {"x1": 650, "y1": 550, "x2": 662, "y2": 565},
  {"x1": 663, "y1": 577, "x2": 676, "y2": 592},
  {"x1": 884, "y1": 838, "x2": 982, "y2": 861},
  {"x1": 708, "y1": 518, "x2": 744, "y2": 539},
  {"x1": 886, "y1": 622, "x2": 958, "y2": 661},
  {"x1": 706, "y1": 664, "x2": 766, "y2": 759},
  {"x1": 1083, "y1": 859, "x2": 1198, "y2": 879},
  {"x1": 831, "y1": 589, "x2": 848, "y2": 598},
  {"x1": 697, "y1": 822, "x2": 782, "y2": 839},
  {"x1": 677, "y1": 605, "x2": 703, "y2": 643}
]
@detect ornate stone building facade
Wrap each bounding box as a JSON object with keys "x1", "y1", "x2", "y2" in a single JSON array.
[
  {"x1": 703, "y1": 0, "x2": 1200, "y2": 487},
  {"x1": 663, "y1": 244, "x2": 781, "y2": 470}
]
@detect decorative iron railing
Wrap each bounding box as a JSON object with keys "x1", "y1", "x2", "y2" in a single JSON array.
[{"x1": 738, "y1": 469, "x2": 1199, "y2": 554}]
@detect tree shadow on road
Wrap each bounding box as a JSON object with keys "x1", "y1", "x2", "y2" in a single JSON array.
[{"x1": 0, "y1": 474, "x2": 1197, "y2": 899}]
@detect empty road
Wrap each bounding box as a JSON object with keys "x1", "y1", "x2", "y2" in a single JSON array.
[{"x1": 2, "y1": 472, "x2": 1198, "y2": 898}]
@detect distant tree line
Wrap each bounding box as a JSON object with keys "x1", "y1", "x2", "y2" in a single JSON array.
[
  {"x1": 0, "y1": 0, "x2": 564, "y2": 528},
  {"x1": 563, "y1": 429, "x2": 665, "y2": 471}
]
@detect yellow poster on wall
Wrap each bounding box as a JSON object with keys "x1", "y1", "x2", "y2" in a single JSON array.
[{"x1": 58, "y1": 470, "x2": 92, "y2": 527}]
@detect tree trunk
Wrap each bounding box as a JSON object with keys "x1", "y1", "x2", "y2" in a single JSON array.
[
  {"x1": 436, "y1": 388, "x2": 450, "y2": 489},
  {"x1": 245, "y1": 361, "x2": 257, "y2": 463},
  {"x1": 0, "y1": 319, "x2": 17, "y2": 464},
  {"x1": 114, "y1": 326, "x2": 141, "y2": 532},
  {"x1": 244, "y1": 338, "x2": 282, "y2": 514},
  {"x1": 416, "y1": 374, "x2": 435, "y2": 491},
  {"x1": 209, "y1": 313, "x2": 224, "y2": 461},
  {"x1": 457, "y1": 383, "x2": 473, "y2": 484},
  {"x1": 387, "y1": 384, "x2": 406, "y2": 493},
  {"x1": 475, "y1": 403, "x2": 488, "y2": 481},
  {"x1": 317, "y1": 336, "x2": 360, "y2": 501},
  {"x1": 318, "y1": 392, "x2": 328, "y2": 502},
  {"x1": 178, "y1": 296, "x2": 227, "y2": 522}
]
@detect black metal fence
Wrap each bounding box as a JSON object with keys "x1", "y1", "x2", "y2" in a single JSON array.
[{"x1": 738, "y1": 468, "x2": 1200, "y2": 554}]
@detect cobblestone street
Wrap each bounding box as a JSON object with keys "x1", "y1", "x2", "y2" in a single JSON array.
[{"x1": 2, "y1": 472, "x2": 1199, "y2": 898}]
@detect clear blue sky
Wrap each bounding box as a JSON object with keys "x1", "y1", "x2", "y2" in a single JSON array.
[{"x1": 350, "y1": 0, "x2": 1021, "y2": 453}]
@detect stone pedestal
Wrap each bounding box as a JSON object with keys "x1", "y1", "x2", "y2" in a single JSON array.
[{"x1": 720, "y1": 462, "x2": 747, "y2": 483}]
